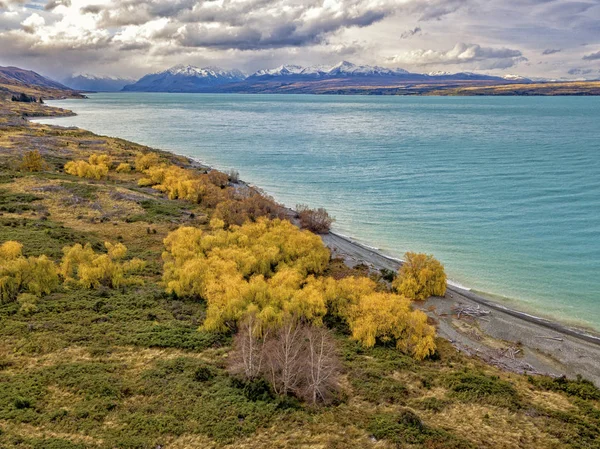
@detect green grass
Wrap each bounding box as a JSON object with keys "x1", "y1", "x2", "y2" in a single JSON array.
[
  {"x1": 126, "y1": 199, "x2": 188, "y2": 223},
  {"x1": 0, "y1": 217, "x2": 101, "y2": 258}
]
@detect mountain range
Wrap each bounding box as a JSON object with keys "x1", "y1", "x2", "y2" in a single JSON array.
[
  {"x1": 4, "y1": 62, "x2": 599, "y2": 98},
  {"x1": 121, "y1": 61, "x2": 532, "y2": 93},
  {"x1": 122, "y1": 65, "x2": 246, "y2": 92},
  {"x1": 62, "y1": 74, "x2": 135, "y2": 92}
]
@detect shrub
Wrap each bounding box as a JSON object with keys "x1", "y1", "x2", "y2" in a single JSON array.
[
  {"x1": 135, "y1": 152, "x2": 161, "y2": 172},
  {"x1": 64, "y1": 154, "x2": 112, "y2": 180},
  {"x1": 213, "y1": 189, "x2": 286, "y2": 227},
  {"x1": 296, "y1": 204, "x2": 334, "y2": 234},
  {"x1": 393, "y1": 252, "x2": 447, "y2": 300},
  {"x1": 20, "y1": 150, "x2": 45, "y2": 172},
  {"x1": 344, "y1": 291, "x2": 436, "y2": 360},
  {"x1": 530, "y1": 374, "x2": 600, "y2": 401},
  {"x1": 194, "y1": 365, "x2": 215, "y2": 382},
  {"x1": 0, "y1": 240, "x2": 59, "y2": 303},
  {"x1": 207, "y1": 170, "x2": 229, "y2": 188},
  {"x1": 229, "y1": 319, "x2": 341, "y2": 405},
  {"x1": 444, "y1": 371, "x2": 521, "y2": 409},
  {"x1": 60, "y1": 241, "x2": 145, "y2": 289},
  {"x1": 115, "y1": 162, "x2": 131, "y2": 173},
  {"x1": 17, "y1": 293, "x2": 39, "y2": 315},
  {"x1": 163, "y1": 219, "x2": 330, "y2": 333}
]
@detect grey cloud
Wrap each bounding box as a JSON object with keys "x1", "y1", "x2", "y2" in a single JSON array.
[
  {"x1": 542, "y1": 48, "x2": 561, "y2": 55},
  {"x1": 409, "y1": 0, "x2": 469, "y2": 21},
  {"x1": 80, "y1": 5, "x2": 102, "y2": 14},
  {"x1": 401, "y1": 27, "x2": 422, "y2": 39},
  {"x1": 391, "y1": 43, "x2": 526, "y2": 69},
  {"x1": 0, "y1": 0, "x2": 25, "y2": 9},
  {"x1": 44, "y1": 0, "x2": 70, "y2": 11},
  {"x1": 583, "y1": 50, "x2": 600, "y2": 60},
  {"x1": 176, "y1": 1, "x2": 391, "y2": 50},
  {"x1": 568, "y1": 67, "x2": 595, "y2": 75},
  {"x1": 119, "y1": 41, "x2": 152, "y2": 51}
]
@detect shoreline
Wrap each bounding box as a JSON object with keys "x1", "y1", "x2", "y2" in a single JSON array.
[
  {"x1": 327, "y1": 231, "x2": 600, "y2": 345},
  {"x1": 30, "y1": 100, "x2": 600, "y2": 385}
]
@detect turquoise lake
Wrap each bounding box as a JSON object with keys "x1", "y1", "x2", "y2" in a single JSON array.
[{"x1": 38, "y1": 93, "x2": 600, "y2": 329}]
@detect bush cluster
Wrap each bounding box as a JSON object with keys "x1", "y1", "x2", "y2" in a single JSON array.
[
  {"x1": 0, "y1": 241, "x2": 58, "y2": 303},
  {"x1": 60, "y1": 242, "x2": 145, "y2": 289},
  {"x1": 64, "y1": 154, "x2": 112, "y2": 180},
  {"x1": 0, "y1": 239, "x2": 145, "y2": 307},
  {"x1": 393, "y1": 252, "x2": 447, "y2": 300},
  {"x1": 162, "y1": 219, "x2": 436, "y2": 360}
]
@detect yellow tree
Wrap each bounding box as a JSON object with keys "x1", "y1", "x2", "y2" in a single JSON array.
[
  {"x1": 60, "y1": 242, "x2": 145, "y2": 289},
  {"x1": 0, "y1": 241, "x2": 58, "y2": 303},
  {"x1": 345, "y1": 291, "x2": 436, "y2": 360},
  {"x1": 20, "y1": 150, "x2": 45, "y2": 172},
  {"x1": 393, "y1": 252, "x2": 447, "y2": 300}
]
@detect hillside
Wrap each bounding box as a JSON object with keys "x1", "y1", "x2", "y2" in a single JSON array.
[
  {"x1": 0, "y1": 66, "x2": 84, "y2": 101},
  {"x1": 0, "y1": 97, "x2": 599, "y2": 449}
]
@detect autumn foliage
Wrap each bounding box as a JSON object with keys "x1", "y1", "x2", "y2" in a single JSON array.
[
  {"x1": 162, "y1": 219, "x2": 437, "y2": 360},
  {"x1": 20, "y1": 150, "x2": 46, "y2": 172},
  {"x1": 393, "y1": 252, "x2": 447, "y2": 300},
  {"x1": 60, "y1": 242, "x2": 145, "y2": 289},
  {"x1": 0, "y1": 241, "x2": 58, "y2": 303},
  {"x1": 64, "y1": 153, "x2": 112, "y2": 180}
]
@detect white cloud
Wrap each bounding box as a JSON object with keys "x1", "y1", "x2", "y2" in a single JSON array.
[
  {"x1": 20, "y1": 12, "x2": 45, "y2": 33},
  {"x1": 389, "y1": 42, "x2": 526, "y2": 69}
]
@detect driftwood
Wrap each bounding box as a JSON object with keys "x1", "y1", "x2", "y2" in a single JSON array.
[
  {"x1": 454, "y1": 304, "x2": 491, "y2": 319},
  {"x1": 535, "y1": 335, "x2": 564, "y2": 342}
]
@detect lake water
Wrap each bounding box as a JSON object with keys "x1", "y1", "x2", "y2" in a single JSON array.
[{"x1": 37, "y1": 93, "x2": 600, "y2": 329}]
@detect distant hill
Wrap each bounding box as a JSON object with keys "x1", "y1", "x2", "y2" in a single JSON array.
[
  {"x1": 122, "y1": 65, "x2": 246, "y2": 92},
  {"x1": 0, "y1": 66, "x2": 83, "y2": 101},
  {"x1": 0, "y1": 66, "x2": 71, "y2": 90},
  {"x1": 63, "y1": 74, "x2": 135, "y2": 92}
]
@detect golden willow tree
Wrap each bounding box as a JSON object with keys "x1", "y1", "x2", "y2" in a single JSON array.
[
  {"x1": 393, "y1": 252, "x2": 447, "y2": 301},
  {"x1": 162, "y1": 219, "x2": 436, "y2": 360},
  {"x1": 64, "y1": 154, "x2": 112, "y2": 180},
  {"x1": 60, "y1": 242, "x2": 145, "y2": 289},
  {"x1": 0, "y1": 241, "x2": 58, "y2": 303}
]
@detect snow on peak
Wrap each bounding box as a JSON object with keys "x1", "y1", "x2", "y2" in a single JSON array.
[
  {"x1": 252, "y1": 61, "x2": 410, "y2": 78},
  {"x1": 502, "y1": 74, "x2": 528, "y2": 81},
  {"x1": 160, "y1": 65, "x2": 245, "y2": 80}
]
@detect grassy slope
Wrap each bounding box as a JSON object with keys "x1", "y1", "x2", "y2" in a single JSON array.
[{"x1": 1, "y1": 96, "x2": 600, "y2": 449}]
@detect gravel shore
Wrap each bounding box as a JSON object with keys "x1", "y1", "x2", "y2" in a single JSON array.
[{"x1": 323, "y1": 231, "x2": 600, "y2": 386}]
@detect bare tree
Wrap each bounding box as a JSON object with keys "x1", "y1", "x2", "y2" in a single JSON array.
[
  {"x1": 296, "y1": 204, "x2": 334, "y2": 234},
  {"x1": 301, "y1": 326, "x2": 340, "y2": 405},
  {"x1": 228, "y1": 315, "x2": 268, "y2": 380},
  {"x1": 264, "y1": 319, "x2": 305, "y2": 396}
]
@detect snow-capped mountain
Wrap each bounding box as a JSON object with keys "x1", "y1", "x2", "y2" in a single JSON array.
[
  {"x1": 249, "y1": 61, "x2": 411, "y2": 80},
  {"x1": 122, "y1": 65, "x2": 246, "y2": 92},
  {"x1": 63, "y1": 74, "x2": 135, "y2": 92},
  {"x1": 502, "y1": 74, "x2": 530, "y2": 82},
  {"x1": 252, "y1": 65, "x2": 304, "y2": 77},
  {"x1": 122, "y1": 61, "x2": 533, "y2": 93}
]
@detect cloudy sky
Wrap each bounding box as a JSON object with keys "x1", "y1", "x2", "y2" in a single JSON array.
[{"x1": 0, "y1": 0, "x2": 599, "y2": 80}]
